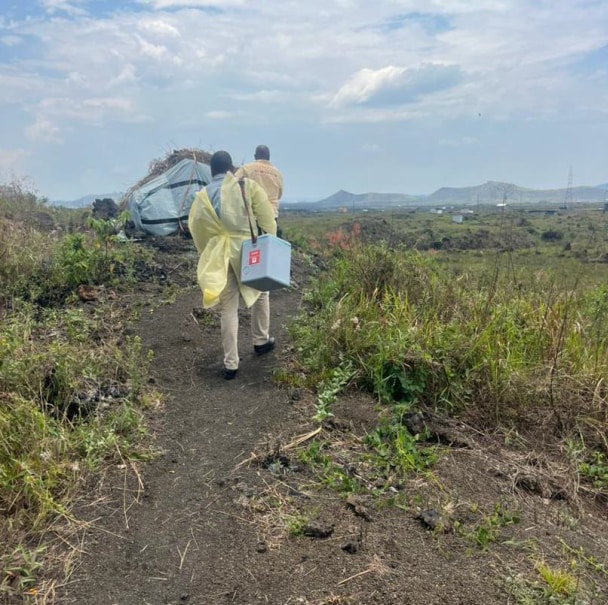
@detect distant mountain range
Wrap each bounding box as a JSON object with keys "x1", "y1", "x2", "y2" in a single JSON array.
[
  {"x1": 426, "y1": 181, "x2": 608, "y2": 205},
  {"x1": 302, "y1": 189, "x2": 420, "y2": 210},
  {"x1": 52, "y1": 180, "x2": 608, "y2": 211},
  {"x1": 285, "y1": 181, "x2": 608, "y2": 210}
]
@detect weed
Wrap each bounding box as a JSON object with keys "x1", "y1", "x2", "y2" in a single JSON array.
[
  {"x1": 286, "y1": 514, "x2": 308, "y2": 537},
  {"x1": 297, "y1": 440, "x2": 361, "y2": 494},
  {"x1": 313, "y1": 362, "x2": 354, "y2": 422},
  {"x1": 466, "y1": 502, "x2": 520, "y2": 550},
  {"x1": 0, "y1": 295, "x2": 154, "y2": 592},
  {"x1": 297, "y1": 440, "x2": 328, "y2": 466},
  {"x1": 536, "y1": 561, "x2": 579, "y2": 598},
  {"x1": 578, "y1": 451, "x2": 608, "y2": 489},
  {"x1": 272, "y1": 367, "x2": 307, "y2": 388},
  {"x1": 0, "y1": 545, "x2": 45, "y2": 596},
  {"x1": 365, "y1": 422, "x2": 436, "y2": 477},
  {"x1": 505, "y1": 573, "x2": 584, "y2": 605},
  {"x1": 291, "y1": 241, "x2": 608, "y2": 439},
  {"x1": 556, "y1": 538, "x2": 608, "y2": 580}
]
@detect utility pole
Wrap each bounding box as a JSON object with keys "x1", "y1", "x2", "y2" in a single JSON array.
[{"x1": 562, "y1": 166, "x2": 573, "y2": 210}]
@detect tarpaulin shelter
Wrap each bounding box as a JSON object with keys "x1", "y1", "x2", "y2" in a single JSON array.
[{"x1": 127, "y1": 157, "x2": 211, "y2": 236}]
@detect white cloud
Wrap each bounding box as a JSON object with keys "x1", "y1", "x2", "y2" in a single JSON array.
[
  {"x1": 324, "y1": 106, "x2": 427, "y2": 124},
  {"x1": 231, "y1": 90, "x2": 290, "y2": 103},
  {"x1": 329, "y1": 63, "x2": 463, "y2": 111},
  {"x1": 0, "y1": 68, "x2": 50, "y2": 104},
  {"x1": 107, "y1": 64, "x2": 138, "y2": 88},
  {"x1": 2, "y1": 0, "x2": 607, "y2": 198},
  {"x1": 205, "y1": 110, "x2": 239, "y2": 119},
  {"x1": 1, "y1": 35, "x2": 23, "y2": 47},
  {"x1": 138, "y1": 19, "x2": 181, "y2": 38},
  {"x1": 22, "y1": 96, "x2": 143, "y2": 141},
  {"x1": 144, "y1": 0, "x2": 247, "y2": 8},
  {"x1": 136, "y1": 35, "x2": 168, "y2": 59},
  {"x1": 0, "y1": 148, "x2": 30, "y2": 171},
  {"x1": 330, "y1": 66, "x2": 407, "y2": 107},
  {"x1": 40, "y1": 0, "x2": 86, "y2": 15},
  {"x1": 25, "y1": 118, "x2": 63, "y2": 144}
]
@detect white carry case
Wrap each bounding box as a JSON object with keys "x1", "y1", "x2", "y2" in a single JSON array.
[{"x1": 241, "y1": 234, "x2": 291, "y2": 291}]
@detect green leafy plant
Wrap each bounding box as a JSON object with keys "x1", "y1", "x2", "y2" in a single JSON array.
[
  {"x1": 578, "y1": 451, "x2": 608, "y2": 489},
  {"x1": 290, "y1": 243, "x2": 608, "y2": 436},
  {"x1": 468, "y1": 503, "x2": 520, "y2": 550},
  {"x1": 365, "y1": 423, "x2": 437, "y2": 477},
  {"x1": 0, "y1": 299, "x2": 155, "y2": 594},
  {"x1": 1, "y1": 545, "x2": 45, "y2": 596},
  {"x1": 285, "y1": 514, "x2": 308, "y2": 537},
  {"x1": 536, "y1": 561, "x2": 579, "y2": 598},
  {"x1": 313, "y1": 362, "x2": 355, "y2": 422}
]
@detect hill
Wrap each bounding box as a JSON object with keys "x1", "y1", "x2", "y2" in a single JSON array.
[
  {"x1": 290, "y1": 181, "x2": 608, "y2": 211},
  {"x1": 427, "y1": 180, "x2": 608, "y2": 205},
  {"x1": 288, "y1": 189, "x2": 421, "y2": 211}
]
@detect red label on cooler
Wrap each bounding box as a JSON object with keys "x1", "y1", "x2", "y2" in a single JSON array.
[{"x1": 249, "y1": 250, "x2": 261, "y2": 265}]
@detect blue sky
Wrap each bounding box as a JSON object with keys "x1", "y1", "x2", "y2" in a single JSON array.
[{"x1": 0, "y1": 0, "x2": 607, "y2": 201}]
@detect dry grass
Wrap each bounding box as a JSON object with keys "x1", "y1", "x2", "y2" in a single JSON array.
[{"x1": 133, "y1": 148, "x2": 212, "y2": 191}]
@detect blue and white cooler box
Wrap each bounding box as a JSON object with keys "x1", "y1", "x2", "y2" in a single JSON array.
[{"x1": 240, "y1": 234, "x2": 291, "y2": 291}]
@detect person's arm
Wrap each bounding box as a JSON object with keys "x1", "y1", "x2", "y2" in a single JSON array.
[
  {"x1": 188, "y1": 192, "x2": 208, "y2": 253},
  {"x1": 248, "y1": 179, "x2": 277, "y2": 236}
]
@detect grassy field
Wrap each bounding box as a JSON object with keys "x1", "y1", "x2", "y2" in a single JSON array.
[
  {"x1": 280, "y1": 202, "x2": 608, "y2": 487},
  {"x1": 2, "y1": 185, "x2": 607, "y2": 603},
  {"x1": 0, "y1": 182, "x2": 158, "y2": 603},
  {"x1": 274, "y1": 204, "x2": 608, "y2": 604}
]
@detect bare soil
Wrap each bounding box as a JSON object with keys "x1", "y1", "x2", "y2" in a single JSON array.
[{"x1": 55, "y1": 238, "x2": 608, "y2": 605}]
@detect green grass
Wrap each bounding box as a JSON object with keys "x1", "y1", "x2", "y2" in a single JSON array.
[
  {"x1": 286, "y1": 205, "x2": 608, "y2": 495},
  {"x1": 0, "y1": 182, "x2": 157, "y2": 601}
]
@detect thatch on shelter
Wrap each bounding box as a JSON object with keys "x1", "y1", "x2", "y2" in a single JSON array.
[{"x1": 136, "y1": 148, "x2": 213, "y2": 190}]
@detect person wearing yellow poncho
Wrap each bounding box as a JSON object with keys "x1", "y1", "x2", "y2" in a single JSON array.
[{"x1": 188, "y1": 150, "x2": 277, "y2": 380}]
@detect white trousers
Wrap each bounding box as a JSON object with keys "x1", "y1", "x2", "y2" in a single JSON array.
[{"x1": 219, "y1": 267, "x2": 270, "y2": 370}]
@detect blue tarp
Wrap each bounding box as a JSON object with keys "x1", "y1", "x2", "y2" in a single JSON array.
[{"x1": 127, "y1": 158, "x2": 211, "y2": 236}]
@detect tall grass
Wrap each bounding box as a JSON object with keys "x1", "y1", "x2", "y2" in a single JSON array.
[
  {"x1": 291, "y1": 244, "x2": 608, "y2": 439},
  {"x1": 0, "y1": 181, "x2": 156, "y2": 601},
  {"x1": 0, "y1": 221, "x2": 149, "y2": 307}
]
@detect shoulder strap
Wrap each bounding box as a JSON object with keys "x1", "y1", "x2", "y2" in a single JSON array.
[{"x1": 238, "y1": 178, "x2": 257, "y2": 244}]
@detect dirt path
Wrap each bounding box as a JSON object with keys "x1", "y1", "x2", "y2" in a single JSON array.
[
  {"x1": 58, "y1": 275, "x2": 309, "y2": 604},
  {"x1": 57, "y1": 281, "x2": 506, "y2": 605},
  {"x1": 56, "y1": 246, "x2": 608, "y2": 605}
]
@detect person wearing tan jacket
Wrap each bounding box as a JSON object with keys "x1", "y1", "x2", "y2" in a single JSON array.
[
  {"x1": 188, "y1": 150, "x2": 277, "y2": 380},
  {"x1": 235, "y1": 145, "x2": 283, "y2": 231}
]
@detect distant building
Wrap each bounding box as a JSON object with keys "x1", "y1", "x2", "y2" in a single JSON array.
[{"x1": 452, "y1": 215, "x2": 463, "y2": 224}]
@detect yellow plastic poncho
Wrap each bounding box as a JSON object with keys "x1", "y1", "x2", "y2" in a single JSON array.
[{"x1": 188, "y1": 173, "x2": 277, "y2": 309}]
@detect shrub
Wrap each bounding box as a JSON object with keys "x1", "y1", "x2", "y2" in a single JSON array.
[
  {"x1": 291, "y1": 244, "x2": 608, "y2": 437},
  {"x1": 541, "y1": 229, "x2": 564, "y2": 241}
]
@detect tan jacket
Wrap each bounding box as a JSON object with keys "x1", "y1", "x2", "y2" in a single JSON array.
[
  {"x1": 235, "y1": 160, "x2": 283, "y2": 218},
  {"x1": 188, "y1": 173, "x2": 276, "y2": 308}
]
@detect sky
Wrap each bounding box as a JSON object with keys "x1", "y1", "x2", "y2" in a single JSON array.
[{"x1": 0, "y1": 0, "x2": 607, "y2": 201}]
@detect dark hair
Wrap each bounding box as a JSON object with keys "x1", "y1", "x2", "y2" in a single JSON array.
[
  {"x1": 254, "y1": 145, "x2": 270, "y2": 160},
  {"x1": 210, "y1": 150, "x2": 233, "y2": 176}
]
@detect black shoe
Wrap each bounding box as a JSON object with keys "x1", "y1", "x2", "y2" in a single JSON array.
[
  {"x1": 221, "y1": 368, "x2": 238, "y2": 380},
  {"x1": 254, "y1": 337, "x2": 275, "y2": 356}
]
